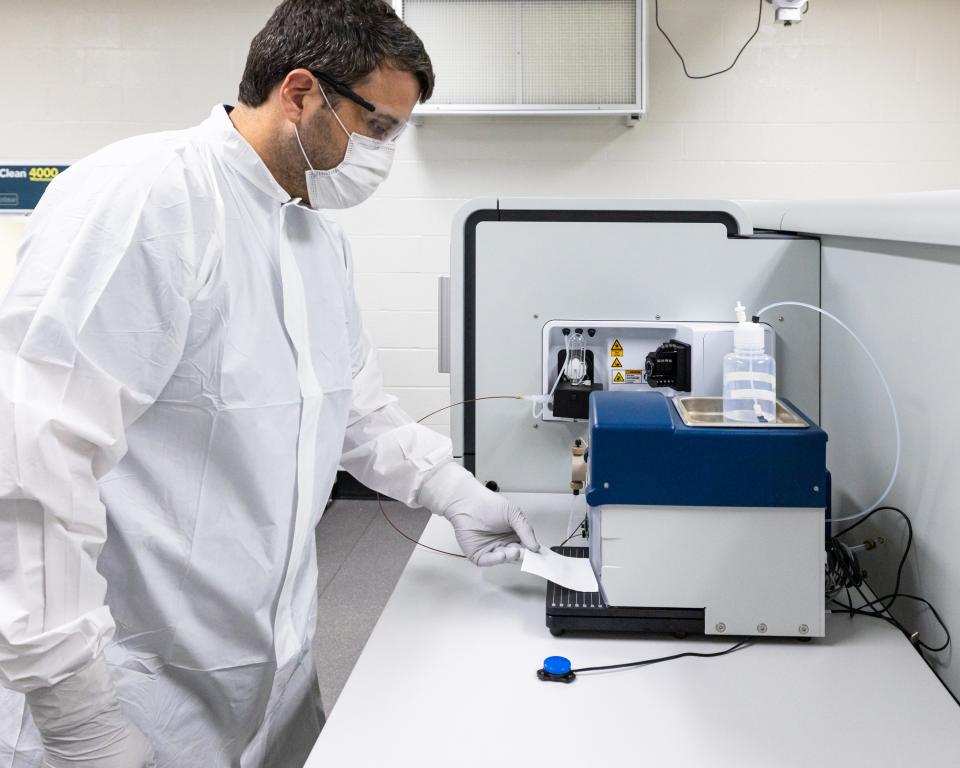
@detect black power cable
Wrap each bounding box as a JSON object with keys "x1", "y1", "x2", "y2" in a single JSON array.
[
  {"x1": 655, "y1": 0, "x2": 764, "y2": 80},
  {"x1": 558, "y1": 515, "x2": 588, "y2": 547},
  {"x1": 837, "y1": 589, "x2": 951, "y2": 655},
  {"x1": 826, "y1": 505, "x2": 956, "y2": 705},
  {"x1": 376, "y1": 395, "x2": 524, "y2": 560},
  {"x1": 834, "y1": 505, "x2": 912, "y2": 613},
  {"x1": 831, "y1": 593, "x2": 958, "y2": 708},
  {"x1": 829, "y1": 506, "x2": 941, "y2": 646},
  {"x1": 571, "y1": 640, "x2": 751, "y2": 675},
  {"x1": 825, "y1": 537, "x2": 864, "y2": 597}
]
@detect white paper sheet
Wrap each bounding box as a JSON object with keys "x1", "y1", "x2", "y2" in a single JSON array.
[{"x1": 521, "y1": 547, "x2": 599, "y2": 593}]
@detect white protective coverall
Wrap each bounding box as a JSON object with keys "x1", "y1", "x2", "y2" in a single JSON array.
[{"x1": 0, "y1": 105, "x2": 454, "y2": 766}]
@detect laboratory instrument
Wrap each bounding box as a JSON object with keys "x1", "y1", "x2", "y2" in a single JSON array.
[
  {"x1": 445, "y1": 198, "x2": 820, "y2": 493},
  {"x1": 547, "y1": 390, "x2": 828, "y2": 639}
]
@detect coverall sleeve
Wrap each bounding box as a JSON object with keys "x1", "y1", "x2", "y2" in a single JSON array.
[
  {"x1": 0, "y1": 159, "x2": 199, "y2": 692},
  {"x1": 337, "y1": 234, "x2": 453, "y2": 506}
]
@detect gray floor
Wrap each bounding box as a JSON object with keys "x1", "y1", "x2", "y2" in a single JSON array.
[{"x1": 312, "y1": 499, "x2": 429, "y2": 714}]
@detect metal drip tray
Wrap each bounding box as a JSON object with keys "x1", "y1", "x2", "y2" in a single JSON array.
[{"x1": 672, "y1": 396, "x2": 808, "y2": 428}]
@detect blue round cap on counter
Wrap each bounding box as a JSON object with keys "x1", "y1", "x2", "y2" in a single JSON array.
[{"x1": 543, "y1": 656, "x2": 572, "y2": 676}]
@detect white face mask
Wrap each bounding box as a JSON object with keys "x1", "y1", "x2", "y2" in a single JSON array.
[{"x1": 295, "y1": 85, "x2": 396, "y2": 210}]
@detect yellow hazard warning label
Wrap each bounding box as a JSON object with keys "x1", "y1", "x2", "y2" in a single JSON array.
[
  {"x1": 612, "y1": 371, "x2": 625, "y2": 384},
  {"x1": 610, "y1": 339, "x2": 624, "y2": 357},
  {"x1": 624, "y1": 369, "x2": 644, "y2": 384},
  {"x1": 611, "y1": 357, "x2": 623, "y2": 368}
]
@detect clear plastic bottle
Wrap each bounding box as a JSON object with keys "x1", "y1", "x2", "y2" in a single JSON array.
[{"x1": 723, "y1": 302, "x2": 777, "y2": 423}]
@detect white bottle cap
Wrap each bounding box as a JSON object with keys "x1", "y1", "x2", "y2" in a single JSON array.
[{"x1": 734, "y1": 320, "x2": 764, "y2": 352}]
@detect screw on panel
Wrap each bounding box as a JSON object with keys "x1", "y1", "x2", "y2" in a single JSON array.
[
  {"x1": 757, "y1": 623, "x2": 768, "y2": 634},
  {"x1": 799, "y1": 624, "x2": 809, "y2": 635},
  {"x1": 715, "y1": 622, "x2": 726, "y2": 633},
  {"x1": 603, "y1": 482, "x2": 610, "y2": 489},
  {"x1": 655, "y1": 314, "x2": 662, "y2": 320},
  {"x1": 813, "y1": 485, "x2": 820, "y2": 492},
  {"x1": 533, "y1": 423, "x2": 539, "y2": 429},
  {"x1": 778, "y1": 315, "x2": 785, "y2": 322},
  {"x1": 533, "y1": 314, "x2": 539, "y2": 319}
]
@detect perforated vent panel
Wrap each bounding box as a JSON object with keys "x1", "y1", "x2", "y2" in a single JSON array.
[
  {"x1": 403, "y1": 0, "x2": 517, "y2": 104},
  {"x1": 401, "y1": 0, "x2": 640, "y2": 110}
]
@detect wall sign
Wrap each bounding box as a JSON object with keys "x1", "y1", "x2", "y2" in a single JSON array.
[{"x1": 0, "y1": 165, "x2": 70, "y2": 213}]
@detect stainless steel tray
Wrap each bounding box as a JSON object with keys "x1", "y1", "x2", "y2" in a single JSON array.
[{"x1": 672, "y1": 396, "x2": 808, "y2": 428}]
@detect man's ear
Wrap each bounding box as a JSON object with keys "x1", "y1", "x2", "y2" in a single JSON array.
[{"x1": 278, "y1": 69, "x2": 317, "y2": 123}]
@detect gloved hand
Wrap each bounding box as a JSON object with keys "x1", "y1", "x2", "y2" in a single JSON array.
[
  {"x1": 26, "y1": 655, "x2": 154, "y2": 768},
  {"x1": 418, "y1": 462, "x2": 540, "y2": 566}
]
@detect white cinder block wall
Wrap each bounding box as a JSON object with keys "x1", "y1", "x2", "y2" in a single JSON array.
[{"x1": 1, "y1": 0, "x2": 959, "y2": 436}]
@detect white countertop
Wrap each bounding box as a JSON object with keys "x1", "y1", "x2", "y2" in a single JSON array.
[
  {"x1": 307, "y1": 493, "x2": 960, "y2": 768},
  {"x1": 739, "y1": 190, "x2": 960, "y2": 247}
]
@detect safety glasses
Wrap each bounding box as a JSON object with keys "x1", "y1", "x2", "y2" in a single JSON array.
[{"x1": 312, "y1": 71, "x2": 408, "y2": 143}]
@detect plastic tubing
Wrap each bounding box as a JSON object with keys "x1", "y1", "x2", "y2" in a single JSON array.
[
  {"x1": 531, "y1": 334, "x2": 570, "y2": 419},
  {"x1": 755, "y1": 301, "x2": 901, "y2": 525}
]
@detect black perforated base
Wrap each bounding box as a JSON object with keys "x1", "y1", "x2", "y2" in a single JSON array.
[{"x1": 545, "y1": 547, "x2": 705, "y2": 637}]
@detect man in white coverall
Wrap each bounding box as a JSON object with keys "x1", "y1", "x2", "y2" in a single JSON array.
[{"x1": 0, "y1": 1, "x2": 540, "y2": 765}]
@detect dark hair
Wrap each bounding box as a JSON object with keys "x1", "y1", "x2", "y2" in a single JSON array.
[{"x1": 238, "y1": 0, "x2": 434, "y2": 107}]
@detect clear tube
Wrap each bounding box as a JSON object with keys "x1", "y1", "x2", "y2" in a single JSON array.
[
  {"x1": 532, "y1": 334, "x2": 570, "y2": 419},
  {"x1": 566, "y1": 494, "x2": 587, "y2": 540},
  {"x1": 749, "y1": 354, "x2": 762, "y2": 421},
  {"x1": 755, "y1": 301, "x2": 901, "y2": 525}
]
